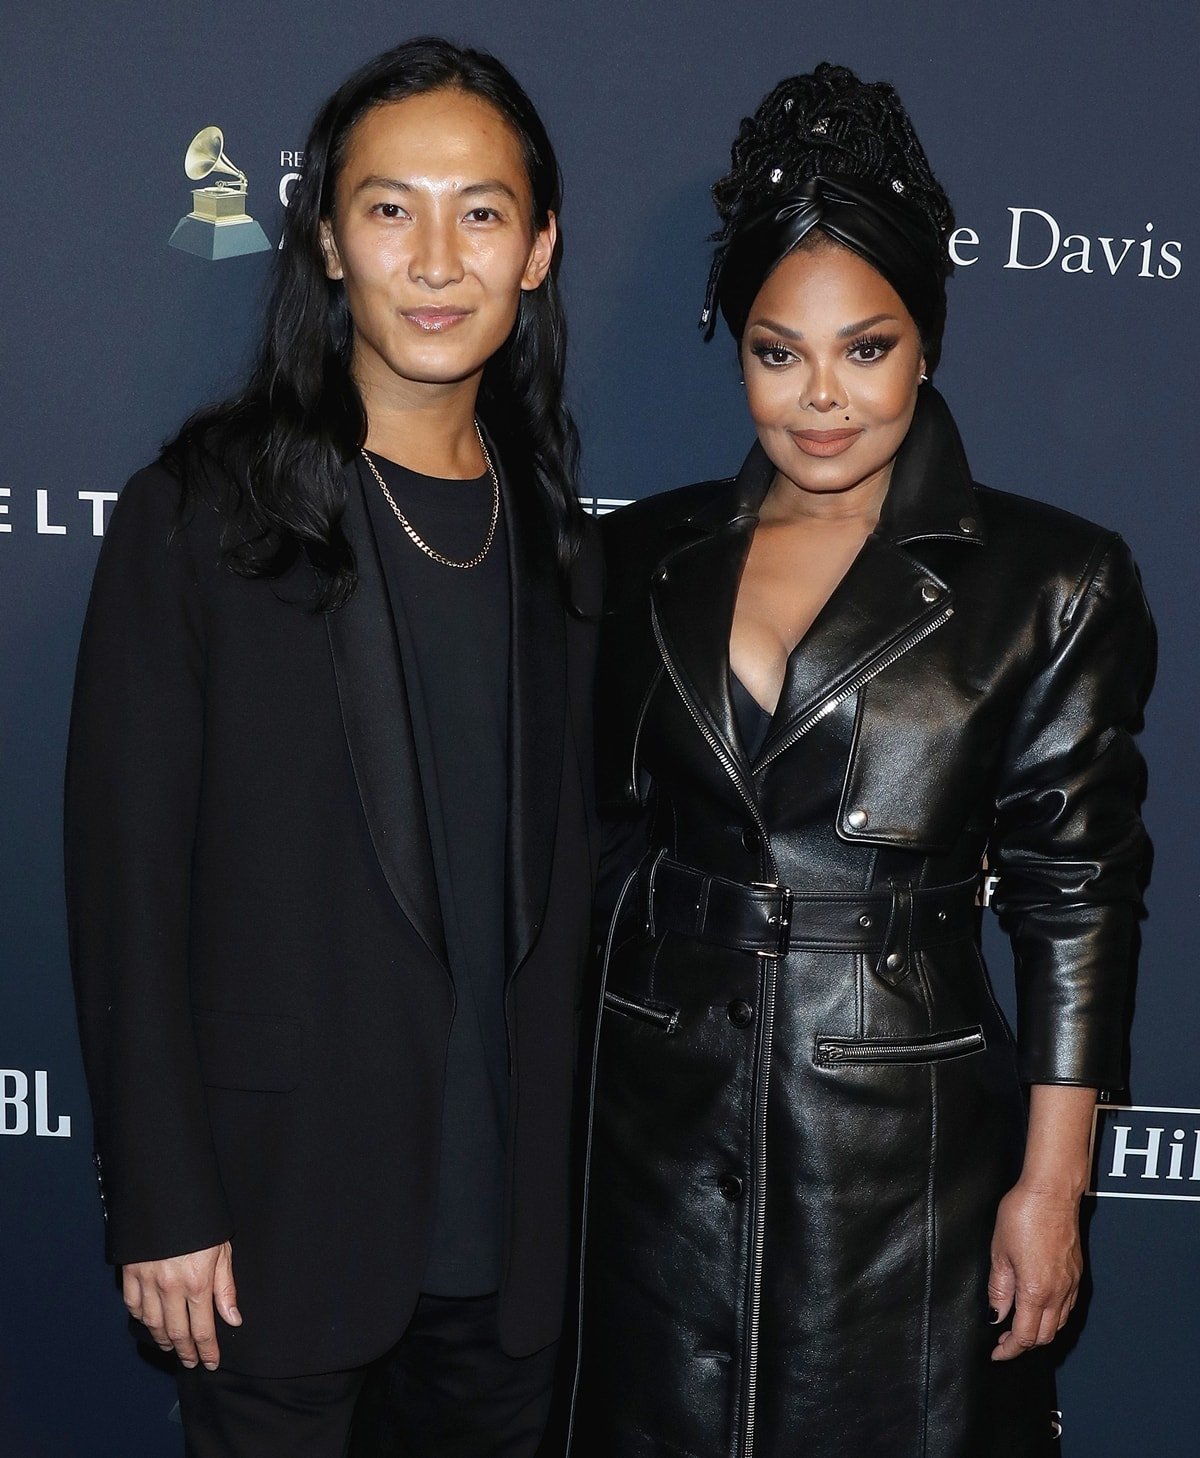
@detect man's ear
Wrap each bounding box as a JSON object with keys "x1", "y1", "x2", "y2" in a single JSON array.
[
  {"x1": 319, "y1": 220, "x2": 344, "y2": 281},
  {"x1": 521, "y1": 211, "x2": 557, "y2": 291}
]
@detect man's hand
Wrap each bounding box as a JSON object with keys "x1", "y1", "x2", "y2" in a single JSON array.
[{"x1": 122, "y1": 1241, "x2": 240, "y2": 1370}]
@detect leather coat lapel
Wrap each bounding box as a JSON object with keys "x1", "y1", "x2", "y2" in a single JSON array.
[
  {"x1": 500, "y1": 438, "x2": 566, "y2": 976},
  {"x1": 651, "y1": 520, "x2": 756, "y2": 776},
  {"x1": 876, "y1": 384, "x2": 986, "y2": 547},
  {"x1": 649, "y1": 386, "x2": 978, "y2": 779},
  {"x1": 650, "y1": 444, "x2": 772, "y2": 781},
  {"x1": 325, "y1": 460, "x2": 447, "y2": 967},
  {"x1": 756, "y1": 537, "x2": 952, "y2": 763},
  {"x1": 757, "y1": 384, "x2": 975, "y2": 762}
]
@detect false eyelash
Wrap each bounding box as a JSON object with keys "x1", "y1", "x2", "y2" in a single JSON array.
[
  {"x1": 849, "y1": 332, "x2": 898, "y2": 356},
  {"x1": 749, "y1": 340, "x2": 794, "y2": 359}
]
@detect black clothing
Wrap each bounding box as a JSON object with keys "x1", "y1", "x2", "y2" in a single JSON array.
[
  {"x1": 706, "y1": 174, "x2": 948, "y2": 368},
  {"x1": 351, "y1": 1294, "x2": 558, "y2": 1458},
  {"x1": 176, "y1": 1362, "x2": 367, "y2": 1458},
  {"x1": 65, "y1": 439, "x2": 601, "y2": 1376},
  {"x1": 176, "y1": 1292, "x2": 557, "y2": 1458},
  {"x1": 573, "y1": 385, "x2": 1154, "y2": 1457},
  {"x1": 363, "y1": 455, "x2": 510, "y2": 1297},
  {"x1": 728, "y1": 671, "x2": 771, "y2": 761}
]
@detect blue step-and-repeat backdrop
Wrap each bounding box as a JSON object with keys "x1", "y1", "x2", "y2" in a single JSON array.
[{"x1": 2, "y1": 2, "x2": 1196, "y2": 1452}]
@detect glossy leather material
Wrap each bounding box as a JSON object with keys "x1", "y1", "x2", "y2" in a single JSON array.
[
  {"x1": 706, "y1": 175, "x2": 947, "y2": 365},
  {"x1": 573, "y1": 386, "x2": 1154, "y2": 1457}
]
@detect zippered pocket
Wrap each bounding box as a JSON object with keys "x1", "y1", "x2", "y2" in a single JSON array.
[
  {"x1": 814, "y1": 1024, "x2": 985, "y2": 1066},
  {"x1": 603, "y1": 989, "x2": 679, "y2": 1033}
]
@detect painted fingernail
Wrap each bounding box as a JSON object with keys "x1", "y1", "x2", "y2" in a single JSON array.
[{"x1": 988, "y1": 1306, "x2": 1001, "y2": 1324}]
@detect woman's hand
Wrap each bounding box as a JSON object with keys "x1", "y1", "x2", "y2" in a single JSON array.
[
  {"x1": 987, "y1": 1082, "x2": 1098, "y2": 1361},
  {"x1": 987, "y1": 1179, "x2": 1081, "y2": 1360}
]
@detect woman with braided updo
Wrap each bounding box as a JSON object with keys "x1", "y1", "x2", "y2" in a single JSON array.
[{"x1": 571, "y1": 64, "x2": 1153, "y2": 1457}]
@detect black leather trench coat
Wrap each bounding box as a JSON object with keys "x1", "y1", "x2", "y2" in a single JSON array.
[{"x1": 571, "y1": 387, "x2": 1153, "y2": 1458}]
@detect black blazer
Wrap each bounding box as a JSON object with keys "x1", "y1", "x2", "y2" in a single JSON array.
[{"x1": 65, "y1": 447, "x2": 600, "y2": 1377}]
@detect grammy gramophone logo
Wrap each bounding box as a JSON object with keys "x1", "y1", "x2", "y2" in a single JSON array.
[{"x1": 168, "y1": 125, "x2": 271, "y2": 261}]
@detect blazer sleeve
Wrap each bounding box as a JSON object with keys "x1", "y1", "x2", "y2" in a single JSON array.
[
  {"x1": 64, "y1": 464, "x2": 232, "y2": 1264},
  {"x1": 990, "y1": 534, "x2": 1155, "y2": 1089}
]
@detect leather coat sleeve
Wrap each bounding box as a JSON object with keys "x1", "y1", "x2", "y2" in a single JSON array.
[
  {"x1": 990, "y1": 535, "x2": 1155, "y2": 1088},
  {"x1": 64, "y1": 466, "x2": 232, "y2": 1264}
]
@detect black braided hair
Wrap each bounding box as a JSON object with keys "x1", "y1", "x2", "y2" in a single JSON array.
[{"x1": 711, "y1": 63, "x2": 954, "y2": 261}]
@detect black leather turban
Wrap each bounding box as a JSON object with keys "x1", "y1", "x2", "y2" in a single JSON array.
[{"x1": 702, "y1": 174, "x2": 949, "y2": 371}]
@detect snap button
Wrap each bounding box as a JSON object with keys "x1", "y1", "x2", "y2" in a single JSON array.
[
  {"x1": 846, "y1": 808, "x2": 869, "y2": 830},
  {"x1": 741, "y1": 826, "x2": 763, "y2": 852},
  {"x1": 958, "y1": 516, "x2": 977, "y2": 534},
  {"x1": 727, "y1": 1000, "x2": 753, "y2": 1028},
  {"x1": 936, "y1": 909, "x2": 948, "y2": 922},
  {"x1": 858, "y1": 913, "x2": 873, "y2": 929},
  {"x1": 920, "y1": 581, "x2": 940, "y2": 603},
  {"x1": 717, "y1": 1174, "x2": 744, "y2": 1200},
  {"x1": 885, "y1": 952, "x2": 905, "y2": 973}
]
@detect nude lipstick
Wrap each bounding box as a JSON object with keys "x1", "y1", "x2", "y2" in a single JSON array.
[{"x1": 790, "y1": 428, "x2": 863, "y2": 458}]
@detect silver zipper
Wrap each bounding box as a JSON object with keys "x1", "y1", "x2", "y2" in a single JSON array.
[
  {"x1": 650, "y1": 596, "x2": 778, "y2": 1458},
  {"x1": 755, "y1": 606, "x2": 955, "y2": 771},
  {"x1": 603, "y1": 988, "x2": 679, "y2": 1033},
  {"x1": 815, "y1": 1026, "x2": 985, "y2": 1065}
]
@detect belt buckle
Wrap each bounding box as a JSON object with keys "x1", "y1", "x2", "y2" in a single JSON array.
[{"x1": 750, "y1": 881, "x2": 793, "y2": 958}]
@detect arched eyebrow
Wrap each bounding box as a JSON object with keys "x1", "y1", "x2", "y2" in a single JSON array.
[
  {"x1": 746, "y1": 312, "x2": 900, "y2": 340},
  {"x1": 837, "y1": 313, "x2": 899, "y2": 337}
]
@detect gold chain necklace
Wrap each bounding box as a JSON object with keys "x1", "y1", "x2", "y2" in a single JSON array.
[{"x1": 361, "y1": 421, "x2": 499, "y2": 570}]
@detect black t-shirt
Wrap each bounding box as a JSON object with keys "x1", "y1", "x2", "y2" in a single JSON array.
[{"x1": 362, "y1": 451, "x2": 510, "y2": 1296}]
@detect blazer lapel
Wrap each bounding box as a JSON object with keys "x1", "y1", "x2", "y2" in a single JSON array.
[
  {"x1": 500, "y1": 440, "x2": 566, "y2": 977},
  {"x1": 324, "y1": 460, "x2": 447, "y2": 968}
]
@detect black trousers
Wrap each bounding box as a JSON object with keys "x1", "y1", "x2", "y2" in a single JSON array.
[{"x1": 175, "y1": 1292, "x2": 559, "y2": 1458}]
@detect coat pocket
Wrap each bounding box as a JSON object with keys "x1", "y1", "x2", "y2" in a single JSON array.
[
  {"x1": 192, "y1": 1009, "x2": 302, "y2": 1091},
  {"x1": 602, "y1": 989, "x2": 679, "y2": 1033},
  {"x1": 814, "y1": 1024, "x2": 985, "y2": 1067}
]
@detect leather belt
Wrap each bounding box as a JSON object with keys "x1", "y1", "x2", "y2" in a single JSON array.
[{"x1": 638, "y1": 856, "x2": 978, "y2": 978}]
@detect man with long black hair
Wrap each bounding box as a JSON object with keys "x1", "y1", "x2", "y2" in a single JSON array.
[{"x1": 66, "y1": 38, "x2": 598, "y2": 1457}]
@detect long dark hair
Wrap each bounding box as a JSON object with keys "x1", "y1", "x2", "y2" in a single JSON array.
[{"x1": 164, "y1": 36, "x2": 583, "y2": 610}]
